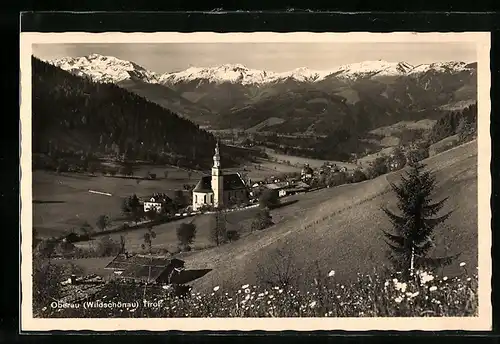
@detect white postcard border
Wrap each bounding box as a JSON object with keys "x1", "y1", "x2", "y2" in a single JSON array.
[{"x1": 20, "y1": 31, "x2": 492, "y2": 332}]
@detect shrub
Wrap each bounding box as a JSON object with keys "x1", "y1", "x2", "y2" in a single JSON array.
[
  {"x1": 350, "y1": 169, "x2": 367, "y2": 183},
  {"x1": 259, "y1": 189, "x2": 280, "y2": 209},
  {"x1": 251, "y1": 207, "x2": 273, "y2": 231},
  {"x1": 226, "y1": 230, "x2": 240, "y2": 242},
  {"x1": 176, "y1": 223, "x2": 197, "y2": 250},
  {"x1": 95, "y1": 235, "x2": 122, "y2": 257}
]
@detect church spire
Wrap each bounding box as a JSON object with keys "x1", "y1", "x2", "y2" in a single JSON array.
[{"x1": 213, "y1": 140, "x2": 221, "y2": 168}]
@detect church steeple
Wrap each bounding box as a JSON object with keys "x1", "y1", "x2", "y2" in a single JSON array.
[
  {"x1": 213, "y1": 140, "x2": 221, "y2": 169},
  {"x1": 212, "y1": 140, "x2": 223, "y2": 208}
]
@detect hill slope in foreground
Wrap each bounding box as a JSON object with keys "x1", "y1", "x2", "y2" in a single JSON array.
[{"x1": 185, "y1": 141, "x2": 478, "y2": 292}]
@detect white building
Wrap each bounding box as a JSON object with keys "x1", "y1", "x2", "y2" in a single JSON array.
[
  {"x1": 143, "y1": 193, "x2": 171, "y2": 213},
  {"x1": 192, "y1": 141, "x2": 249, "y2": 211}
]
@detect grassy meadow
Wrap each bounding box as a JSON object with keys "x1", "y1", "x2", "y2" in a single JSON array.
[{"x1": 33, "y1": 165, "x2": 202, "y2": 238}]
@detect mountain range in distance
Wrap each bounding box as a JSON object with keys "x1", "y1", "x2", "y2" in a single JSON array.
[{"x1": 45, "y1": 54, "x2": 477, "y2": 135}]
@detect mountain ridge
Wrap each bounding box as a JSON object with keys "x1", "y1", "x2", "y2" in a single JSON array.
[{"x1": 46, "y1": 53, "x2": 476, "y2": 86}]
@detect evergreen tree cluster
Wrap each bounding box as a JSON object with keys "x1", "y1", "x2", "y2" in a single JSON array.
[
  {"x1": 32, "y1": 57, "x2": 217, "y2": 168},
  {"x1": 429, "y1": 103, "x2": 477, "y2": 144}
]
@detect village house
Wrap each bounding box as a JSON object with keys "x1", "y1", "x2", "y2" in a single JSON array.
[
  {"x1": 264, "y1": 180, "x2": 311, "y2": 198},
  {"x1": 192, "y1": 141, "x2": 249, "y2": 211},
  {"x1": 105, "y1": 253, "x2": 186, "y2": 284},
  {"x1": 301, "y1": 164, "x2": 314, "y2": 181},
  {"x1": 264, "y1": 181, "x2": 290, "y2": 197},
  {"x1": 143, "y1": 193, "x2": 172, "y2": 214},
  {"x1": 104, "y1": 253, "x2": 212, "y2": 288}
]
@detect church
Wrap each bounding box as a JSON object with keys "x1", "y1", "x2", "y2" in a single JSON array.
[{"x1": 192, "y1": 141, "x2": 249, "y2": 211}]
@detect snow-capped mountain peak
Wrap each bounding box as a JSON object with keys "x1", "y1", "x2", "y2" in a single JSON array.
[
  {"x1": 46, "y1": 53, "x2": 160, "y2": 84},
  {"x1": 159, "y1": 63, "x2": 274, "y2": 85},
  {"x1": 44, "y1": 53, "x2": 476, "y2": 87},
  {"x1": 331, "y1": 60, "x2": 415, "y2": 78}
]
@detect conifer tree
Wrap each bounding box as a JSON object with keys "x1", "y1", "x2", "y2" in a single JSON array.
[{"x1": 381, "y1": 160, "x2": 458, "y2": 279}]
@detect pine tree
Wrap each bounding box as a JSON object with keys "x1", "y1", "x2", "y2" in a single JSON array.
[{"x1": 381, "y1": 161, "x2": 458, "y2": 279}]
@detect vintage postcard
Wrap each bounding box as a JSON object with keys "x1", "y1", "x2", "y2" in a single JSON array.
[{"x1": 20, "y1": 32, "x2": 491, "y2": 331}]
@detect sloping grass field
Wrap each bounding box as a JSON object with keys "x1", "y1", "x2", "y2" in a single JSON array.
[{"x1": 180, "y1": 141, "x2": 478, "y2": 293}]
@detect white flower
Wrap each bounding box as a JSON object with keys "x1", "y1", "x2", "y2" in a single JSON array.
[
  {"x1": 244, "y1": 294, "x2": 250, "y2": 301},
  {"x1": 394, "y1": 297, "x2": 403, "y2": 303},
  {"x1": 213, "y1": 286, "x2": 220, "y2": 292},
  {"x1": 467, "y1": 278, "x2": 472, "y2": 282},
  {"x1": 258, "y1": 293, "x2": 265, "y2": 297},
  {"x1": 242, "y1": 284, "x2": 249, "y2": 289},
  {"x1": 328, "y1": 270, "x2": 335, "y2": 277},
  {"x1": 429, "y1": 286, "x2": 438, "y2": 292},
  {"x1": 460, "y1": 262, "x2": 466, "y2": 267},
  {"x1": 443, "y1": 276, "x2": 448, "y2": 281},
  {"x1": 407, "y1": 291, "x2": 420, "y2": 298},
  {"x1": 395, "y1": 282, "x2": 407, "y2": 292},
  {"x1": 309, "y1": 301, "x2": 317, "y2": 308},
  {"x1": 419, "y1": 271, "x2": 435, "y2": 284},
  {"x1": 384, "y1": 281, "x2": 390, "y2": 287},
  {"x1": 244, "y1": 288, "x2": 251, "y2": 294}
]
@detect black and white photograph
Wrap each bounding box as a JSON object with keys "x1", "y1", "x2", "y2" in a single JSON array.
[{"x1": 20, "y1": 32, "x2": 491, "y2": 331}]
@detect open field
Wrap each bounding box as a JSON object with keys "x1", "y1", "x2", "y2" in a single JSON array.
[
  {"x1": 178, "y1": 140, "x2": 478, "y2": 292},
  {"x1": 33, "y1": 166, "x2": 203, "y2": 237},
  {"x1": 429, "y1": 135, "x2": 460, "y2": 156},
  {"x1": 356, "y1": 147, "x2": 396, "y2": 167},
  {"x1": 263, "y1": 148, "x2": 357, "y2": 170},
  {"x1": 369, "y1": 119, "x2": 436, "y2": 137},
  {"x1": 225, "y1": 158, "x2": 302, "y2": 181}
]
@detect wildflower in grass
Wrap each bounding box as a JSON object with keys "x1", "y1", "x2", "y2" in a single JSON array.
[
  {"x1": 328, "y1": 270, "x2": 335, "y2": 277},
  {"x1": 460, "y1": 262, "x2": 466, "y2": 267},
  {"x1": 443, "y1": 276, "x2": 448, "y2": 281},
  {"x1": 212, "y1": 286, "x2": 220, "y2": 292},
  {"x1": 258, "y1": 293, "x2": 265, "y2": 297},
  {"x1": 244, "y1": 288, "x2": 251, "y2": 294},
  {"x1": 242, "y1": 284, "x2": 249, "y2": 289},
  {"x1": 394, "y1": 297, "x2": 403, "y2": 303},
  {"x1": 395, "y1": 282, "x2": 407, "y2": 292},
  {"x1": 429, "y1": 286, "x2": 438, "y2": 292},
  {"x1": 309, "y1": 301, "x2": 317, "y2": 308}
]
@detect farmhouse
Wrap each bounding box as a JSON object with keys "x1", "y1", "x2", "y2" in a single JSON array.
[
  {"x1": 265, "y1": 181, "x2": 290, "y2": 197},
  {"x1": 143, "y1": 193, "x2": 172, "y2": 213},
  {"x1": 105, "y1": 254, "x2": 186, "y2": 284},
  {"x1": 301, "y1": 164, "x2": 314, "y2": 180},
  {"x1": 192, "y1": 141, "x2": 249, "y2": 211}
]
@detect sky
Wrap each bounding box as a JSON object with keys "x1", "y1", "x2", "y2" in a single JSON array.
[{"x1": 32, "y1": 42, "x2": 477, "y2": 74}]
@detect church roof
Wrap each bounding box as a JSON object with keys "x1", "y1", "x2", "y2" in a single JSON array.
[{"x1": 193, "y1": 174, "x2": 247, "y2": 193}]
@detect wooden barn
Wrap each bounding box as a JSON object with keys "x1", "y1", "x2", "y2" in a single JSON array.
[{"x1": 105, "y1": 254, "x2": 186, "y2": 284}]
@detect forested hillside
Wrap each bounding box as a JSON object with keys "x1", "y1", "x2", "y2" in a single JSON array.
[{"x1": 32, "y1": 57, "x2": 218, "y2": 169}]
